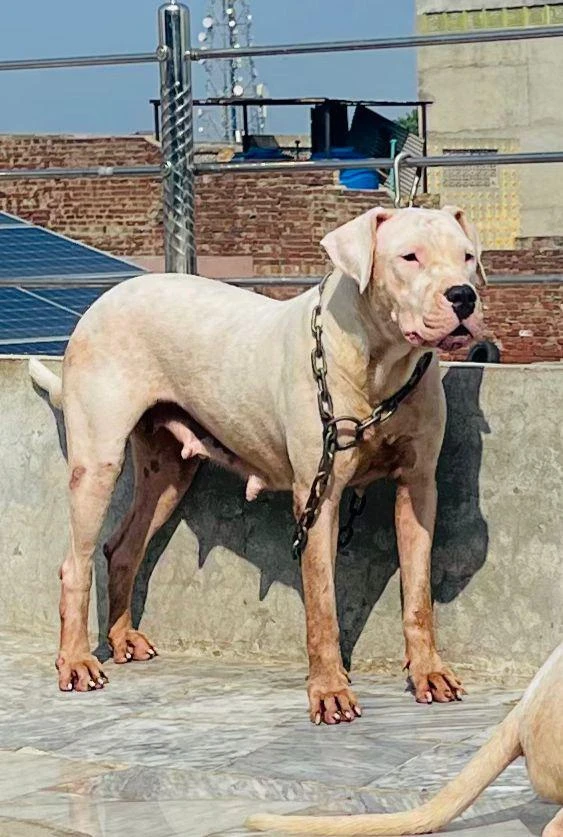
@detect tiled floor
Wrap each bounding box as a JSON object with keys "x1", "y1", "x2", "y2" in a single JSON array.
[{"x1": 0, "y1": 632, "x2": 558, "y2": 836}]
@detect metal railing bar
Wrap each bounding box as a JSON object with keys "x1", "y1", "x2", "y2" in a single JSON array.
[
  {"x1": 3, "y1": 26, "x2": 560, "y2": 74},
  {"x1": 180, "y1": 274, "x2": 563, "y2": 287},
  {"x1": 196, "y1": 151, "x2": 563, "y2": 175},
  {"x1": 0, "y1": 335, "x2": 71, "y2": 345},
  {"x1": 1, "y1": 152, "x2": 563, "y2": 184},
  {"x1": 0, "y1": 53, "x2": 157, "y2": 72},
  {"x1": 189, "y1": 24, "x2": 563, "y2": 60},
  {"x1": 192, "y1": 96, "x2": 433, "y2": 107},
  {"x1": 0, "y1": 274, "x2": 561, "y2": 291},
  {"x1": 0, "y1": 165, "x2": 162, "y2": 182}
]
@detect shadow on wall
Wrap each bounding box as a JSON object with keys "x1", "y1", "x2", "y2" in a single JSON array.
[{"x1": 40, "y1": 367, "x2": 490, "y2": 670}]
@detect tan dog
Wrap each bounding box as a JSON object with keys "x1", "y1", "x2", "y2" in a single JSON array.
[
  {"x1": 247, "y1": 642, "x2": 563, "y2": 836},
  {"x1": 29, "y1": 206, "x2": 485, "y2": 723}
]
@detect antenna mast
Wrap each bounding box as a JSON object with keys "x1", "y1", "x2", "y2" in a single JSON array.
[{"x1": 197, "y1": 1, "x2": 267, "y2": 143}]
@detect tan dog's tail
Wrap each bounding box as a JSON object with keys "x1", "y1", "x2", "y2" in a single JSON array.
[
  {"x1": 29, "y1": 359, "x2": 63, "y2": 409},
  {"x1": 246, "y1": 709, "x2": 522, "y2": 835}
]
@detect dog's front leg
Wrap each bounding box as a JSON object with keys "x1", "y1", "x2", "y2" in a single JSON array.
[
  {"x1": 395, "y1": 473, "x2": 464, "y2": 704},
  {"x1": 295, "y1": 491, "x2": 362, "y2": 725}
]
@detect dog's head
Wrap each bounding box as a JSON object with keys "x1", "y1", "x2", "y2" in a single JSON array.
[{"x1": 321, "y1": 206, "x2": 486, "y2": 351}]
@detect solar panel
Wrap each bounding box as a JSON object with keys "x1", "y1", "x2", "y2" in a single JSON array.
[
  {"x1": 0, "y1": 285, "x2": 108, "y2": 340},
  {"x1": 0, "y1": 340, "x2": 70, "y2": 357},
  {"x1": 37, "y1": 286, "x2": 108, "y2": 315},
  {"x1": 0, "y1": 226, "x2": 142, "y2": 282},
  {"x1": 0, "y1": 210, "x2": 147, "y2": 356},
  {"x1": 0, "y1": 212, "x2": 28, "y2": 227}
]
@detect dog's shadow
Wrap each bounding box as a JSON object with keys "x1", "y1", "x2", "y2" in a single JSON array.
[{"x1": 41, "y1": 366, "x2": 490, "y2": 670}]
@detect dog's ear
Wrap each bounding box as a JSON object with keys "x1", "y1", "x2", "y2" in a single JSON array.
[
  {"x1": 320, "y1": 207, "x2": 395, "y2": 294},
  {"x1": 442, "y1": 205, "x2": 487, "y2": 288}
]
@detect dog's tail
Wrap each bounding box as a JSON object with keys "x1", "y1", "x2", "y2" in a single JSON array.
[
  {"x1": 246, "y1": 708, "x2": 522, "y2": 835},
  {"x1": 28, "y1": 358, "x2": 63, "y2": 410}
]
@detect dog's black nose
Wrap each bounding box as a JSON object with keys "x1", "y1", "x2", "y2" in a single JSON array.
[{"x1": 445, "y1": 284, "x2": 476, "y2": 321}]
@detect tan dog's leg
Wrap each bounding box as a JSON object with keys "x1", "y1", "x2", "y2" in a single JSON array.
[
  {"x1": 544, "y1": 810, "x2": 563, "y2": 837},
  {"x1": 58, "y1": 427, "x2": 127, "y2": 691},
  {"x1": 396, "y1": 474, "x2": 463, "y2": 703},
  {"x1": 104, "y1": 429, "x2": 199, "y2": 663},
  {"x1": 295, "y1": 489, "x2": 361, "y2": 725}
]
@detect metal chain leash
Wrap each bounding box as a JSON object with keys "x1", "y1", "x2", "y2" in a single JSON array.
[
  {"x1": 291, "y1": 275, "x2": 432, "y2": 562},
  {"x1": 337, "y1": 490, "x2": 367, "y2": 550}
]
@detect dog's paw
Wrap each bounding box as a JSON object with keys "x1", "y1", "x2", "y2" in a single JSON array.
[
  {"x1": 308, "y1": 671, "x2": 362, "y2": 725},
  {"x1": 56, "y1": 653, "x2": 108, "y2": 692},
  {"x1": 109, "y1": 629, "x2": 158, "y2": 664},
  {"x1": 407, "y1": 658, "x2": 465, "y2": 704}
]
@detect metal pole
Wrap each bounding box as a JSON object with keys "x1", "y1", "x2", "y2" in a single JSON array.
[
  {"x1": 242, "y1": 105, "x2": 250, "y2": 151},
  {"x1": 158, "y1": 1, "x2": 196, "y2": 274},
  {"x1": 419, "y1": 103, "x2": 429, "y2": 193},
  {"x1": 150, "y1": 98, "x2": 161, "y2": 141},
  {"x1": 323, "y1": 106, "x2": 331, "y2": 156},
  {"x1": 225, "y1": 0, "x2": 238, "y2": 142}
]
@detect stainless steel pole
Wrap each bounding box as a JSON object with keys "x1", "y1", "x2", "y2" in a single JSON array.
[{"x1": 158, "y1": 2, "x2": 196, "y2": 274}]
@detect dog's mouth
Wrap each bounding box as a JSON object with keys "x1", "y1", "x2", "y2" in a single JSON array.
[
  {"x1": 450, "y1": 324, "x2": 470, "y2": 337},
  {"x1": 436, "y1": 323, "x2": 473, "y2": 350},
  {"x1": 405, "y1": 323, "x2": 474, "y2": 349}
]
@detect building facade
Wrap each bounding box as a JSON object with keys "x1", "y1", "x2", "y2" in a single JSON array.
[{"x1": 416, "y1": 0, "x2": 563, "y2": 248}]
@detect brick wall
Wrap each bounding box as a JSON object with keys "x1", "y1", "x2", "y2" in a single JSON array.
[
  {"x1": 0, "y1": 135, "x2": 163, "y2": 254},
  {"x1": 441, "y1": 283, "x2": 563, "y2": 364},
  {"x1": 1, "y1": 134, "x2": 561, "y2": 363}
]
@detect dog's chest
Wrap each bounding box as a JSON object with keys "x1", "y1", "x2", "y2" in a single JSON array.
[{"x1": 352, "y1": 431, "x2": 417, "y2": 486}]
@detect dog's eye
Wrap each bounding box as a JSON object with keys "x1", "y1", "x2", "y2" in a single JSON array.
[
  {"x1": 402, "y1": 253, "x2": 419, "y2": 262},
  {"x1": 465, "y1": 253, "x2": 475, "y2": 262}
]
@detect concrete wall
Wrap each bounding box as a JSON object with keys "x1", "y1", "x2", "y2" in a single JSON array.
[
  {"x1": 416, "y1": 1, "x2": 563, "y2": 247},
  {"x1": 0, "y1": 357, "x2": 561, "y2": 677}
]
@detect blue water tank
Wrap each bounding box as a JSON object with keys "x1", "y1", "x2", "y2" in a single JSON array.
[{"x1": 311, "y1": 146, "x2": 380, "y2": 190}]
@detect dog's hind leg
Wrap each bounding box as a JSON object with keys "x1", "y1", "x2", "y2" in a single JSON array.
[
  {"x1": 544, "y1": 810, "x2": 563, "y2": 837},
  {"x1": 58, "y1": 406, "x2": 131, "y2": 692},
  {"x1": 104, "y1": 427, "x2": 199, "y2": 664}
]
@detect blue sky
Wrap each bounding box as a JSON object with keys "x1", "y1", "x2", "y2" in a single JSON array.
[{"x1": 0, "y1": 0, "x2": 416, "y2": 136}]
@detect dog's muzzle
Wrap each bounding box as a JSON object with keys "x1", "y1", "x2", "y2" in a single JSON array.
[{"x1": 444, "y1": 284, "x2": 477, "y2": 321}]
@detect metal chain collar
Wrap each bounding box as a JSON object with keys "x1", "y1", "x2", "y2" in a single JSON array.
[{"x1": 291, "y1": 274, "x2": 432, "y2": 562}]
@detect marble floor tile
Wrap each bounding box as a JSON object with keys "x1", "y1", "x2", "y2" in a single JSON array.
[
  {"x1": 0, "y1": 817, "x2": 88, "y2": 837},
  {"x1": 0, "y1": 749, "x2": 119, "y2": 803},
  {"x1": 228, "y1": 724, "x2": 430, "y2": 787},
  {"x1": 0, "y1": 791, "x2": 305, "y2": 837},
  {"x1": 0, "y1": 631, "x2": 555, "y2": 836}
]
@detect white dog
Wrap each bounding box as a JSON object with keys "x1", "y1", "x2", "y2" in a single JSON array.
[{"x1": 30, "y1": 206, "x2": 485, "y2": 724}]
